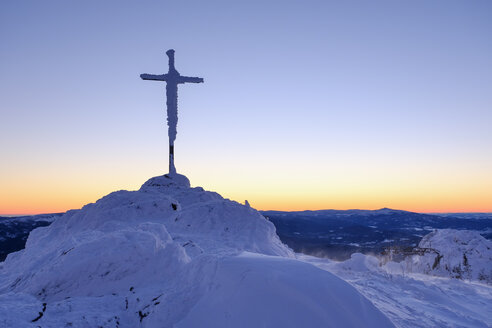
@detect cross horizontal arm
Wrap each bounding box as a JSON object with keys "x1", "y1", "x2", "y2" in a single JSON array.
[
  {"x1": 140, "y1": 73, "x2": 169, "y2": 81},
  {"x1": 178, "y1": 76, "x2": 204, "y2": 84}
]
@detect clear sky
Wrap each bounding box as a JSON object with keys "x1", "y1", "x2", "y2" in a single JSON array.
[{"x1": 1, "y1": 0, "x2": 491, "y2": 214}]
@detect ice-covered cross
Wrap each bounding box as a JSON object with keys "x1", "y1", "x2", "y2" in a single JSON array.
[{"x1": 140, "y1": 49, "x2": 204, "y2": 175}]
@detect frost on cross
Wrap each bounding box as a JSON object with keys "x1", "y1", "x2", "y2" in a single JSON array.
[{"x1": 141, "y1": 49, "x2": 204, "y2": 175}]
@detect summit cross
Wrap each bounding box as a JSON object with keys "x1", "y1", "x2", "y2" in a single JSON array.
[{"x1": 140, "y1": 49, "x2": 204, "y2": 175}]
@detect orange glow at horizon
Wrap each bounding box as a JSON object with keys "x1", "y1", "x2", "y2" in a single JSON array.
[
  {"x1": 1, "y1": 145, "x2": 491, "y2": 215},
  {"x1": 2, "y1": 169, "x2": 490, "y2": 215}
]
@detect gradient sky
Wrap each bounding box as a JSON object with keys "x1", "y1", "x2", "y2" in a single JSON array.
[{"x1": 1, "y1": 0, "x2": 491, "y2": 214}]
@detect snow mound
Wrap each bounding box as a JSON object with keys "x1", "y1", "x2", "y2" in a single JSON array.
[
  {"x1": 404, "y1": 229, "x2": 492, "y2": 283},
  {"x1": 0, "y1": 174, "x2": 394, "y2": 327},
  {"x1": 0, "y1": 174, "x2": 291, "y2": 300},
  {"x1": 337, "y1": 252, "x2": 381, "y2": 272}
]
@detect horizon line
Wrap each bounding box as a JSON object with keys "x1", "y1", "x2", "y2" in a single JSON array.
[{"x1": 2, "y1": 208, "x2": 492, "y2": 217}]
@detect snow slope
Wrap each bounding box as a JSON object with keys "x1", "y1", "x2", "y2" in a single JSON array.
[
  {"x1": 177, "y1": 252, "x2": 391, "y2": 328},
  {"x1": 0, "y1": 174, "x2": 394, "y2": 327}
]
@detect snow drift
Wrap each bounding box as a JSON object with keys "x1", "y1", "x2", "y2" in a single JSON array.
[{"x1": 0, "y1": 174, "x2": 394, "y2": 327}]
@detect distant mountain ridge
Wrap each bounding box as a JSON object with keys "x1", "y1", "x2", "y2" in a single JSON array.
[
  {"x1": 262, "y1": 208, "x2": 492, "y2": 260},
  {"x1": 263, "y1": 207, "x2": 407, "y2": 215}
]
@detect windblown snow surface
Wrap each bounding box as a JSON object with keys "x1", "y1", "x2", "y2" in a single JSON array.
[
  {"x1": 303, "y1": 253, "x2": 492, "y2": 328},
  {"x1": 301, "y1": 229, "x2": 492, "y2": 328},
  {"x1": 0, "y1": 174, "x2": 394, "y2": 328}
]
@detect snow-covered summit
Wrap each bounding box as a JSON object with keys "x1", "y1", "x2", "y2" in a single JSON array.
[
  {"x1": 140, "y1": 173, "x2": 191, "y2": 189},
  {"x1": 0, "y1": 174, "x2": 394, "y2": 327},
  {"x1": 0, "y1": 174, "x2": 292, "y2": 299}
]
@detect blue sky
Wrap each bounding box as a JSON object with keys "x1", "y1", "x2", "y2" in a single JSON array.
[{"x1": 1, "y1": 0, "x2": 491, "y2": 213}]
